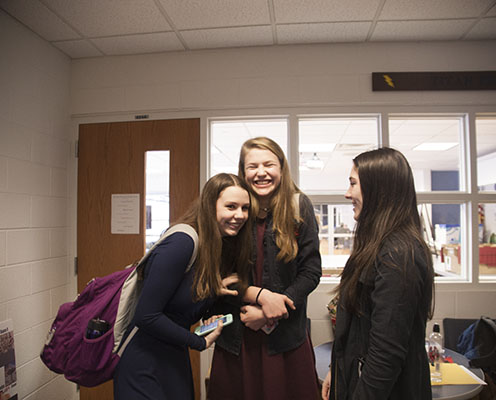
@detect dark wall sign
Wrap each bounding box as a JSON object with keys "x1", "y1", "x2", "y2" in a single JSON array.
[{"x1": 372, "y1": 71, "x2": 496, "y2": 91}]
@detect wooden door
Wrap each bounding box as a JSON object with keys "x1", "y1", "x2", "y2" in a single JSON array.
[{"x1": 77, "y1": 119, "x2": 200, "y2": 400}]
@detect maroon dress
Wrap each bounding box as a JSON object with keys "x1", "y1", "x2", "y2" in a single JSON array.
[{"x1": 208, "y1": 219, "x2": 320, "y2": 400}]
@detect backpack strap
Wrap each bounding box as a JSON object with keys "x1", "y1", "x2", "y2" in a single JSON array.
[
  {"x1": 157, "y1": 223, "x2": 199, "y2": 272},
  {"x1": 136, "y1": 223, "x2": 199, "y2": 272},
  {"x1": 115, "y1": 224, "x2": 199, "y2": 357},
  {"x1": 117, "y1": 325, "x2": 139, "y2": 357}
]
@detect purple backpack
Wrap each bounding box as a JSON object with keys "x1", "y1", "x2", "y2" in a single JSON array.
[{"x1": 40, "y1": 224, "x2": 198, "y2": 387}]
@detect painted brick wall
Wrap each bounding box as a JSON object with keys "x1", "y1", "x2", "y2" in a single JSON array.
[{"x1": 0, "y1": 10, "x2": 77, "y2": 400}]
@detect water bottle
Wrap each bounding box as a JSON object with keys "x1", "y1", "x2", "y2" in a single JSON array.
[
  {"x1": 85, "y1": 318, "x2": 110, "y2": 339},
  {"x1": 428, "y1": 323, "x2": 444, "y2": 383}
]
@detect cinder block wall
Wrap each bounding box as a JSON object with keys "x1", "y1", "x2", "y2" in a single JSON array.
[{"x1": 0, "y1": 10, "x2": 77, "y2": 400}]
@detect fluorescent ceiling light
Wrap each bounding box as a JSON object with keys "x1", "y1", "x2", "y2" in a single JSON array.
[{"x1": 413, "y1": 143, "x2": 458, "y2": 151}]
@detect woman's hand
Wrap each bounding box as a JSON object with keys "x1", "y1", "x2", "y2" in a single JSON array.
[
  {"x1": 321, "y1": 369, "x2": 331, "y2": 400},
  {"x1": 257, "y1": 288, "x2": 296, "y2": 322},
  {"x1": 240, "y1": 304, "x2": 267, "y2": 331},
  {"x1": 203, "y1": 315, "x2": 223, "y2": 326},
  {"x1": 219, "y1": 274, "x2": 239, "y2": 296},
  {"x1": 203, "y1": 316, "x2": 224, "y2": 349}
]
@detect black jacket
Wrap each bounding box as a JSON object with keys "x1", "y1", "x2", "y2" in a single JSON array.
[
  {"x1": 330, "y1": 240, "x2": 432, "y2": 400},
  {"x1": 211, "y1": 193, "x2": 322, "y2": 355}
]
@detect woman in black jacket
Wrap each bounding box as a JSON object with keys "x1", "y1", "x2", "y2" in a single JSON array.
[{"x1": 322, "y1": 147, "x2": 435, "y2": 400}]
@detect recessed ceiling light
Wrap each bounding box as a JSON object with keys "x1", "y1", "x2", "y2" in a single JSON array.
[
  {"x1": 306, "y1": 153, "x2": 324, "y2": 170},
  {"x1": 413, "y1": 143, "x2": 458, "y2": 151}
]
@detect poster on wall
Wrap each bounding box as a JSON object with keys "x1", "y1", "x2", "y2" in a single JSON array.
[
  {"x1": 0, "y1": 319, "x2": 17, "y2": 400},
  {"x1": 111, "y1": 194, "x2": 140, "y2": 234}
]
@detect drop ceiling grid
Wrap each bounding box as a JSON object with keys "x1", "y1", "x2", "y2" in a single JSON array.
[
  {"x1": 378, "y1": 0, "x2": 494, "y2": 20},
  {"x1": 0, "y1": 0, "x2": 80, "y2": 41},
  {"x1": 272, "y1": 0, "x2": 382, "y2": 23},
  {"x1": 42, "y1": 0, "x2": 172, "y2": 36},
  {"x1": 91, "y1": 32, "x2": 185, "y2": 55},
  {"x1": 465, "y1": 17, "x2": 496, "y2": 39},
  {"x1": 181, "y1": 26, "x2": 273, "y2": 50},
  {"x1": 371, "y1": 20, "x2": 476, "y2": 42},
  {"x1": 1, "y1": 0, "x2": 495, "y2": 59},
  {"x1": 52, "y1": 39, "x2": 102, "y2": 58},
  {"x1": 276, "y1": 22, "x2": 372, "y2": 44},
  {"x1": 157, "y1": 0, "x2": 271, "y2": 30}
]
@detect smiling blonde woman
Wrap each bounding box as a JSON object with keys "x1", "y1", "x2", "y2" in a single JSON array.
[{"x1": 207, "y1": 137, "x2": 322, "y2": 400}]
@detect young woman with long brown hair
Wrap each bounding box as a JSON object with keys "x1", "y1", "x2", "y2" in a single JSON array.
[
  {"x1": 114, "y1": 173, "x2": 253, "y2": 400},
  {"x1": 322, "y1": 147, "x2": 435, "y2": 400},
  {"x1": 208, "y1": 137, "x2": 322, "y2": 400}
]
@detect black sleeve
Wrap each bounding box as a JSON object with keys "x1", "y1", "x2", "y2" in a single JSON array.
[
  {"x1": 134, "y1": 232, "x2": 206, "y2": 351},
  {"x1": 353, "y1": 247, "x2": 425, "y2": 399},
  {"x1": 283, "y1": 193, "x2": 322, "y2": 306}
]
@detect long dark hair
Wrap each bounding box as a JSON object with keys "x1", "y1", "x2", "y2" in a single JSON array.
[
  {"x1": 175, "y1": 173, "x2": 253, "y2": 301},
  {"x1": 238, "y1": 137, "x2": 301, "y2": 262},
  {"x1": 337, "y1": 147, "x2": 434, "y2": 319}
]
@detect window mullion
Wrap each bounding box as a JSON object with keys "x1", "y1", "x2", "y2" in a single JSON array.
[
  {"x1": 467, "y1": 112, "x2": 480, "y2": 283},
  {"x1": 289, "y1": 113, "x2": 299, "y2": 186},
  {"x1": 380, "y1": 112, "x2": 389, "y2": 148}
]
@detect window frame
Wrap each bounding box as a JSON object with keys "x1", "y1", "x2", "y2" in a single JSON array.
[{"x1": 207, "y1": 110, "x2": 496, "y2": 286}]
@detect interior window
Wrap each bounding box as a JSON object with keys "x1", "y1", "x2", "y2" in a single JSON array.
[
  {"x1": 298, "y1": 116, "x2": 379, "y2": 193},
  {"x1": 210, "y1": 119, "x2": 288, "y2": 176}
]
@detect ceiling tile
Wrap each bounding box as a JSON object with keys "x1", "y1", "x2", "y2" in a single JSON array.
[
  {"x1": 371, "y1": 20, "x2": 475, "y2": 41},
  {"x1": 42, "y1": 0, "x2": 171, "y2": 37},
  {"x1": 0, "y1": 0, "x2": 80, "y2": 40},
  {"x1": 2, "y1": 0, "x2": 495, "y2": 59},
  {"x1": 465, "y1": 17, "x2": 496, "y2": 39},
  {"x1": 158, "y1": 0, "x2": 270, "y2": 30},
  {"x1": 379, "y1": 0, "x2": 493, "y2": 20},
  {"x1": 91, "y1": 32, "x2": 184, "y2": 55},
  {"x1": 277, "y1": 22, "x2": 370, "y2": 44},
  {"x1": 273, "y1": 0, "x2": 382, "y2": 23},
  {"x1": 52, "y1": 39, "x2": 103, "y2": 59},
  {"x1": 182, "y1": 26, "x2": 273, "y2": 50}
]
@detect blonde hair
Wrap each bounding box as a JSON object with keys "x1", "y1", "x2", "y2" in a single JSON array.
[
  {"x1": 238, "y1": 137, "x2": 301, "y2": 262},
  {"x1": 175, "y1": 173, "x2": 253, "y2": 300}
]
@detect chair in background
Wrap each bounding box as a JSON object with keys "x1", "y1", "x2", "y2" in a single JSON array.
[
  {"x1": 442, "y1": 318, "x2": 477, "y2": 351},
  {"x1": 444, "y1": 317, "x2": 496, "y2": 400}
]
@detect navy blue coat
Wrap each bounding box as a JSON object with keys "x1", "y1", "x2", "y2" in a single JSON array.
[{"x1": 114, "y1": 232, "x2": 212, "y2": 400}]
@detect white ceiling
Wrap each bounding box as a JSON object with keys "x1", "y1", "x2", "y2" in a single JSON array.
[{"x1": 1, "y1": 0, "x2": 496, "y2": 59}]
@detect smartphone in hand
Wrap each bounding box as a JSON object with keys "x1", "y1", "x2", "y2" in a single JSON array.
[
  {"x1": 195, "y1": 314, "x2": 233, "y2": 336},
  {"x1": 261, "y1": 320, "x2": 278, "y2": 334}
]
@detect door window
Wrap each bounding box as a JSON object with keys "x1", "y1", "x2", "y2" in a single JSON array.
[{"x1": 145, "y1": 150, "x2": 170, "y2": 250}]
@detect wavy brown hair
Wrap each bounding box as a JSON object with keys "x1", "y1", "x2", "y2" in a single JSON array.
[
  {"x1": 238, "y1": 137, "x2": 301, "y2": 262},
  {"x1": 174, "y1": 173, "x2": 253, "y2": 301},
  {"x1": 337, "y1": 147, "x2": 434, "y2": 319}
]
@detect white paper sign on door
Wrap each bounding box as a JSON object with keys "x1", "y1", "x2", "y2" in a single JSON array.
[{"x1": 111, "y1": 194, "x2": 140, "y2": 234}]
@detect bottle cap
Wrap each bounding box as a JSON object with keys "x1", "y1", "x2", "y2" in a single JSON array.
[
  {"x1": 433, "y1": 323, "x2": 440, "y2": 333},
  {"x1": 87, "y1": 318, "x2": 109, "y2": 332}
]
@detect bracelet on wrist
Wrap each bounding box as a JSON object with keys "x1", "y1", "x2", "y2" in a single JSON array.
[{"x1": 255, "y1": 287, "x2": 265, "y2": 306}]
